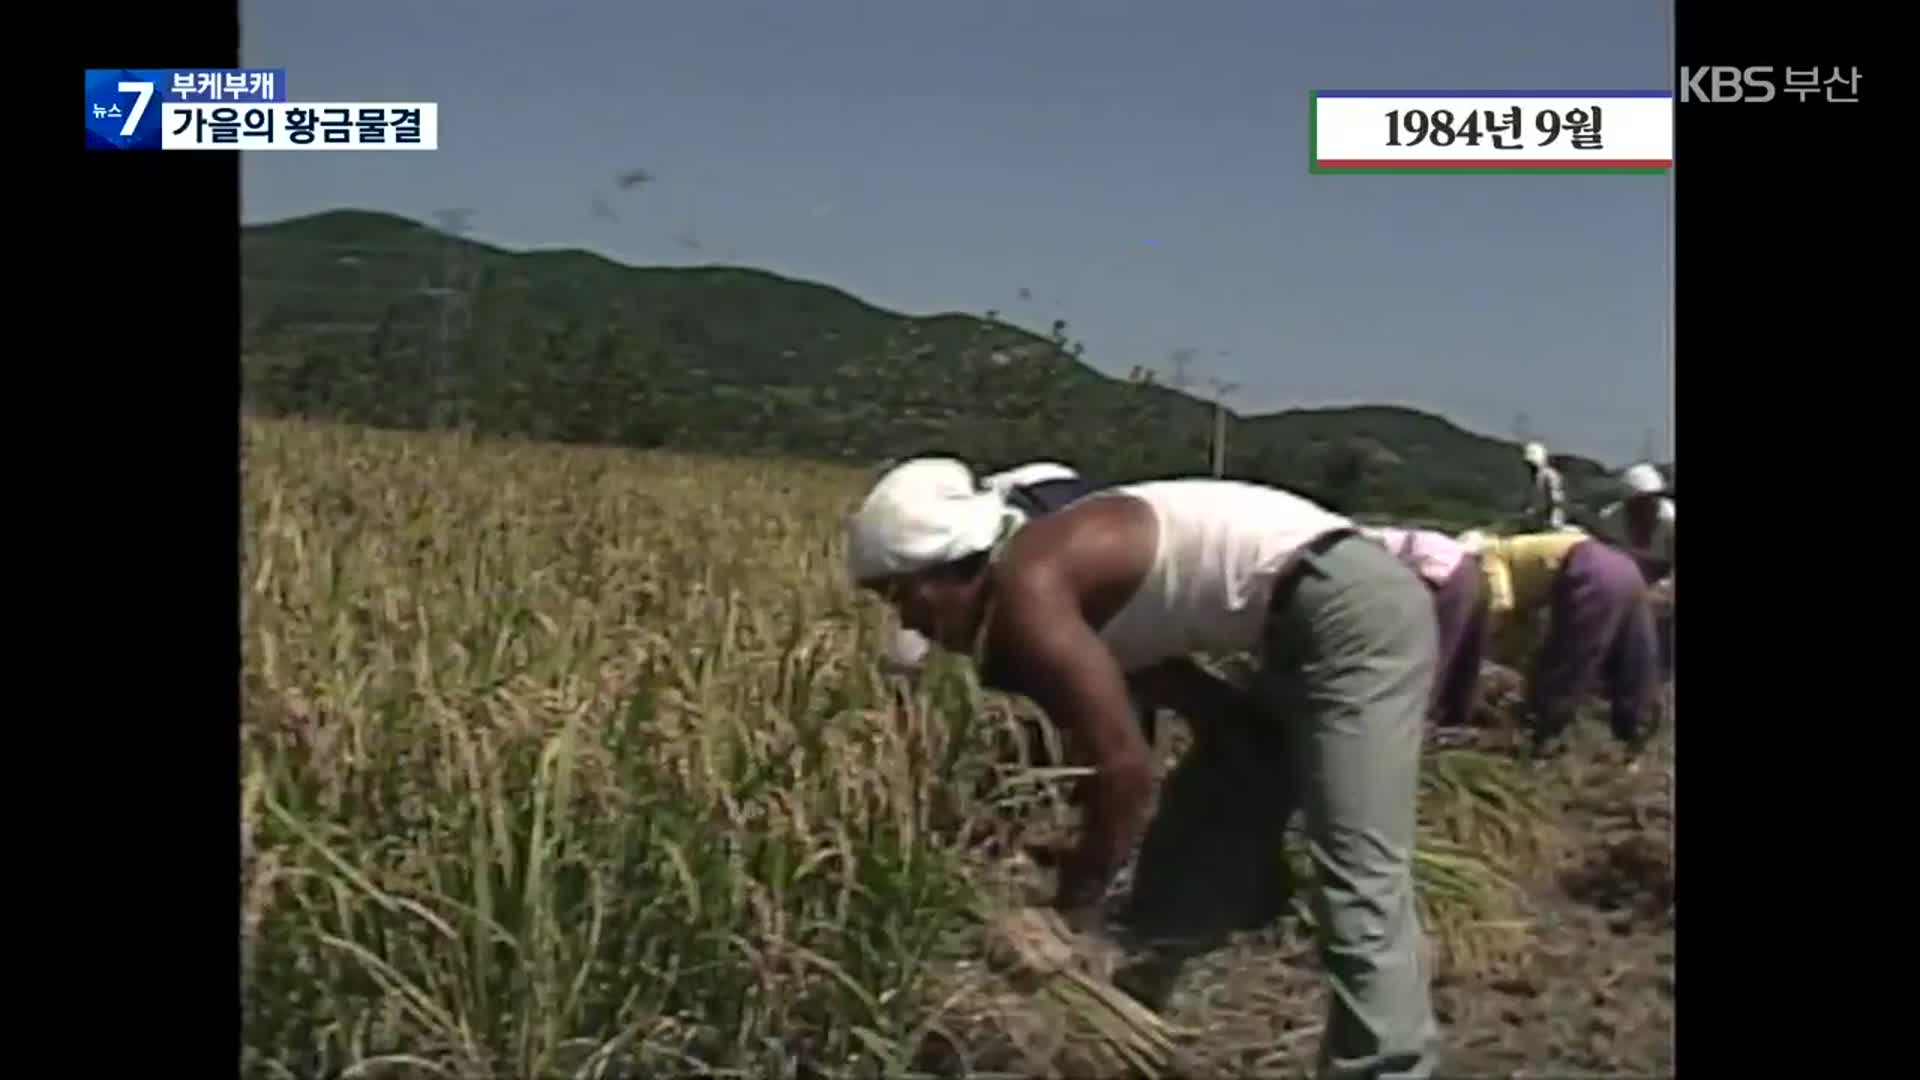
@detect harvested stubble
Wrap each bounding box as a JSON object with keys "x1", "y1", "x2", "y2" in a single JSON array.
[
  {"x1": 1412, "y1": 749, "x2": 1565, "y2": 980},
  {"x1": 242, "y1": 418, "x2": 1550, "y2": 1079}
]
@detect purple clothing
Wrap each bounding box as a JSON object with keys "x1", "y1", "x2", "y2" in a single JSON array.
[
  {"x1": 1429, "y1": 554, "x2": 1489, "y2": 728},
  {"x1": 1529, "y1": 540, "x2": 1659, "y2": 743}
]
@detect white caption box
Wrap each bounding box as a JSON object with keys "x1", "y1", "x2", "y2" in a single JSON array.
[
  {"x1": 160, "y1": 102, "x2": 440, "y2": 150},
  {"x1": 1312, "y1": 93, "x2": 1671, "y2": 170}
]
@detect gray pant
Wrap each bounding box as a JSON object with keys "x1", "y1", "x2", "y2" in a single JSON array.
[{"x1": 1119, "y1": 534, "x2": 1440, "y2": 1079}]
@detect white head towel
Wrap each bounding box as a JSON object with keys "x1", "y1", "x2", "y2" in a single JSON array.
[
  {"x1": 846, "y1": 457, "x2": 1023, "y2": 585},
  {"x1": 979, "y1": 461, "x2": 1079, "y2": 498}
]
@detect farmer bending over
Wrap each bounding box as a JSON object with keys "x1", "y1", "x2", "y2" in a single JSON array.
[
  {"x1": 1468, "y1": 529, "x2": 1660, "y2": 760},
  {"x1": 1594, "y1": 463, "x2": 1676, "y2": 683},
  {"x1": 1360, "y1": 526, "x2": 1490, "y2": 731},
  {"x1": 847, "y1": 458, "x2": 1440, "y2": 1079},
  {"x1": 1594, "y1": 463, "x2": 1675, "y2": 585}
]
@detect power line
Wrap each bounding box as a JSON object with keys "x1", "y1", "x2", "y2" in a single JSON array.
[{"x1": 1135, "y1": 346, "x2": 1244, "y2": 475}]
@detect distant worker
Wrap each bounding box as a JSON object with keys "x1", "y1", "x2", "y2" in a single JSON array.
[
  {"x1": 1360, "y1": 526, "x2": 1489, "y2": 730},
  {"x1": 1521, "y1": 441, "x2": 1568, "y2": 530},
  {"x1": 1474, "y1": 529, "x2": 1659, "y2": 761},
  {"x1": 1595, "y1": 462, "x2": 1676, "y2": 682},
  {"x1": 847, "y1": 459, "x2": 1441, "y2": 1077},
  {"x1": 1595, "y1": 463, "x2": 1675, "y2": 585}
]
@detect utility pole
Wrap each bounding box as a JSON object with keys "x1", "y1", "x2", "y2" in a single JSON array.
[
  {"x1": 1164, "y1": 348, "x2": 1204, "y2": 471},
  {"x1": 1156, "y1": 347, "x2": 1243, "y2": 476},
  {"x1": 426, "y1": 208, "x2": 474, "y2": 426},
  {"x1": 1205, "y1": 376, "x2": 1240, "y2": 477},
  {"x1": 1167, "y1": 347, "x2": 1197, "y2": 395}
]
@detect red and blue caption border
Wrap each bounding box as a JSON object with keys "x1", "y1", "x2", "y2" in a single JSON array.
[{"x1": 1309, "y1": 90, "x2": 1672, "y2": 175}]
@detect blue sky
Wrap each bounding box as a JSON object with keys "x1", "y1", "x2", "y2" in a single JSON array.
[{"x1": 242, "y1": 0, "x2": 1672, "y2": 464}]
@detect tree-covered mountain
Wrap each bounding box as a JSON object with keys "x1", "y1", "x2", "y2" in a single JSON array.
[{"x1": 241, "y1": 208, "x2": 1655, "y2": 525}]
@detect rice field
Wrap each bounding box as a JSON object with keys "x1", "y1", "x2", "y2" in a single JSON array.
[{"x1": 241, "y1": 417, "x2": 1673, "y2": 1079}]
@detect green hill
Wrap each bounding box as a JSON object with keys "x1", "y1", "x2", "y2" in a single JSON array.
[{"x1": 241, "y1": 208, "x2": 1646, "y2": 525}]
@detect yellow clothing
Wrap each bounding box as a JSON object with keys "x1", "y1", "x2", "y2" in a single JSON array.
[{"x1": 1479, "y1": 531, "x2": 1588, "y2": 615}]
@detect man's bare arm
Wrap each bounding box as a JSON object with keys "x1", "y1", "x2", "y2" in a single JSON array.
[{"x1": 990, "y1": 569, "x2": 1155, "y2": 913}]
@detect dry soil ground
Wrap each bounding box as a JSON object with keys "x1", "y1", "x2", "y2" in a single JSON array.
[
  {"x1": 1427, "y1": 726, "x2": 1671, "y2": 1078},
  {"x1": 1424, "y1": 668, "x2": 1675, "y2": 1078},
  {"x1": 995, "y1": 665, "x2": 1675, "y2": 1079}
]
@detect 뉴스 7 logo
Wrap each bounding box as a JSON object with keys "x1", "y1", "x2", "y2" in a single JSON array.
[
  {"x1": 1679, "y1": 66, "x2": 1775, "y2": 103},
  {"x1": 115, "y1": 80, "x2": 154, "y2": 136}
]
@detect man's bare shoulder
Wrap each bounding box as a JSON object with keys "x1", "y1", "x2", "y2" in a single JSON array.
[
  {"x1": 987, "y1": 491, "x2": 1155, "y2": 648},
  {"x1": 998, "y1": 492, "x2": 1149, "y2": 572}
]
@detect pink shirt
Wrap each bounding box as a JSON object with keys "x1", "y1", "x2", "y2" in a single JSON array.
[{"x1": 1361, "y1": 526, "x2": 1469, "y2": 588}]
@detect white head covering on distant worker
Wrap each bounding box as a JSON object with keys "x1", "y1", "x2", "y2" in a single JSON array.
[{"x1": 1520, "y1": 442, "x2": 1567, "y2": 529}]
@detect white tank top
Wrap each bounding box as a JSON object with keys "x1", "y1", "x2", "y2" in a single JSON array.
[{"x1": 1085, "y1": 480, "x2": 1354, "y2": 670}]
